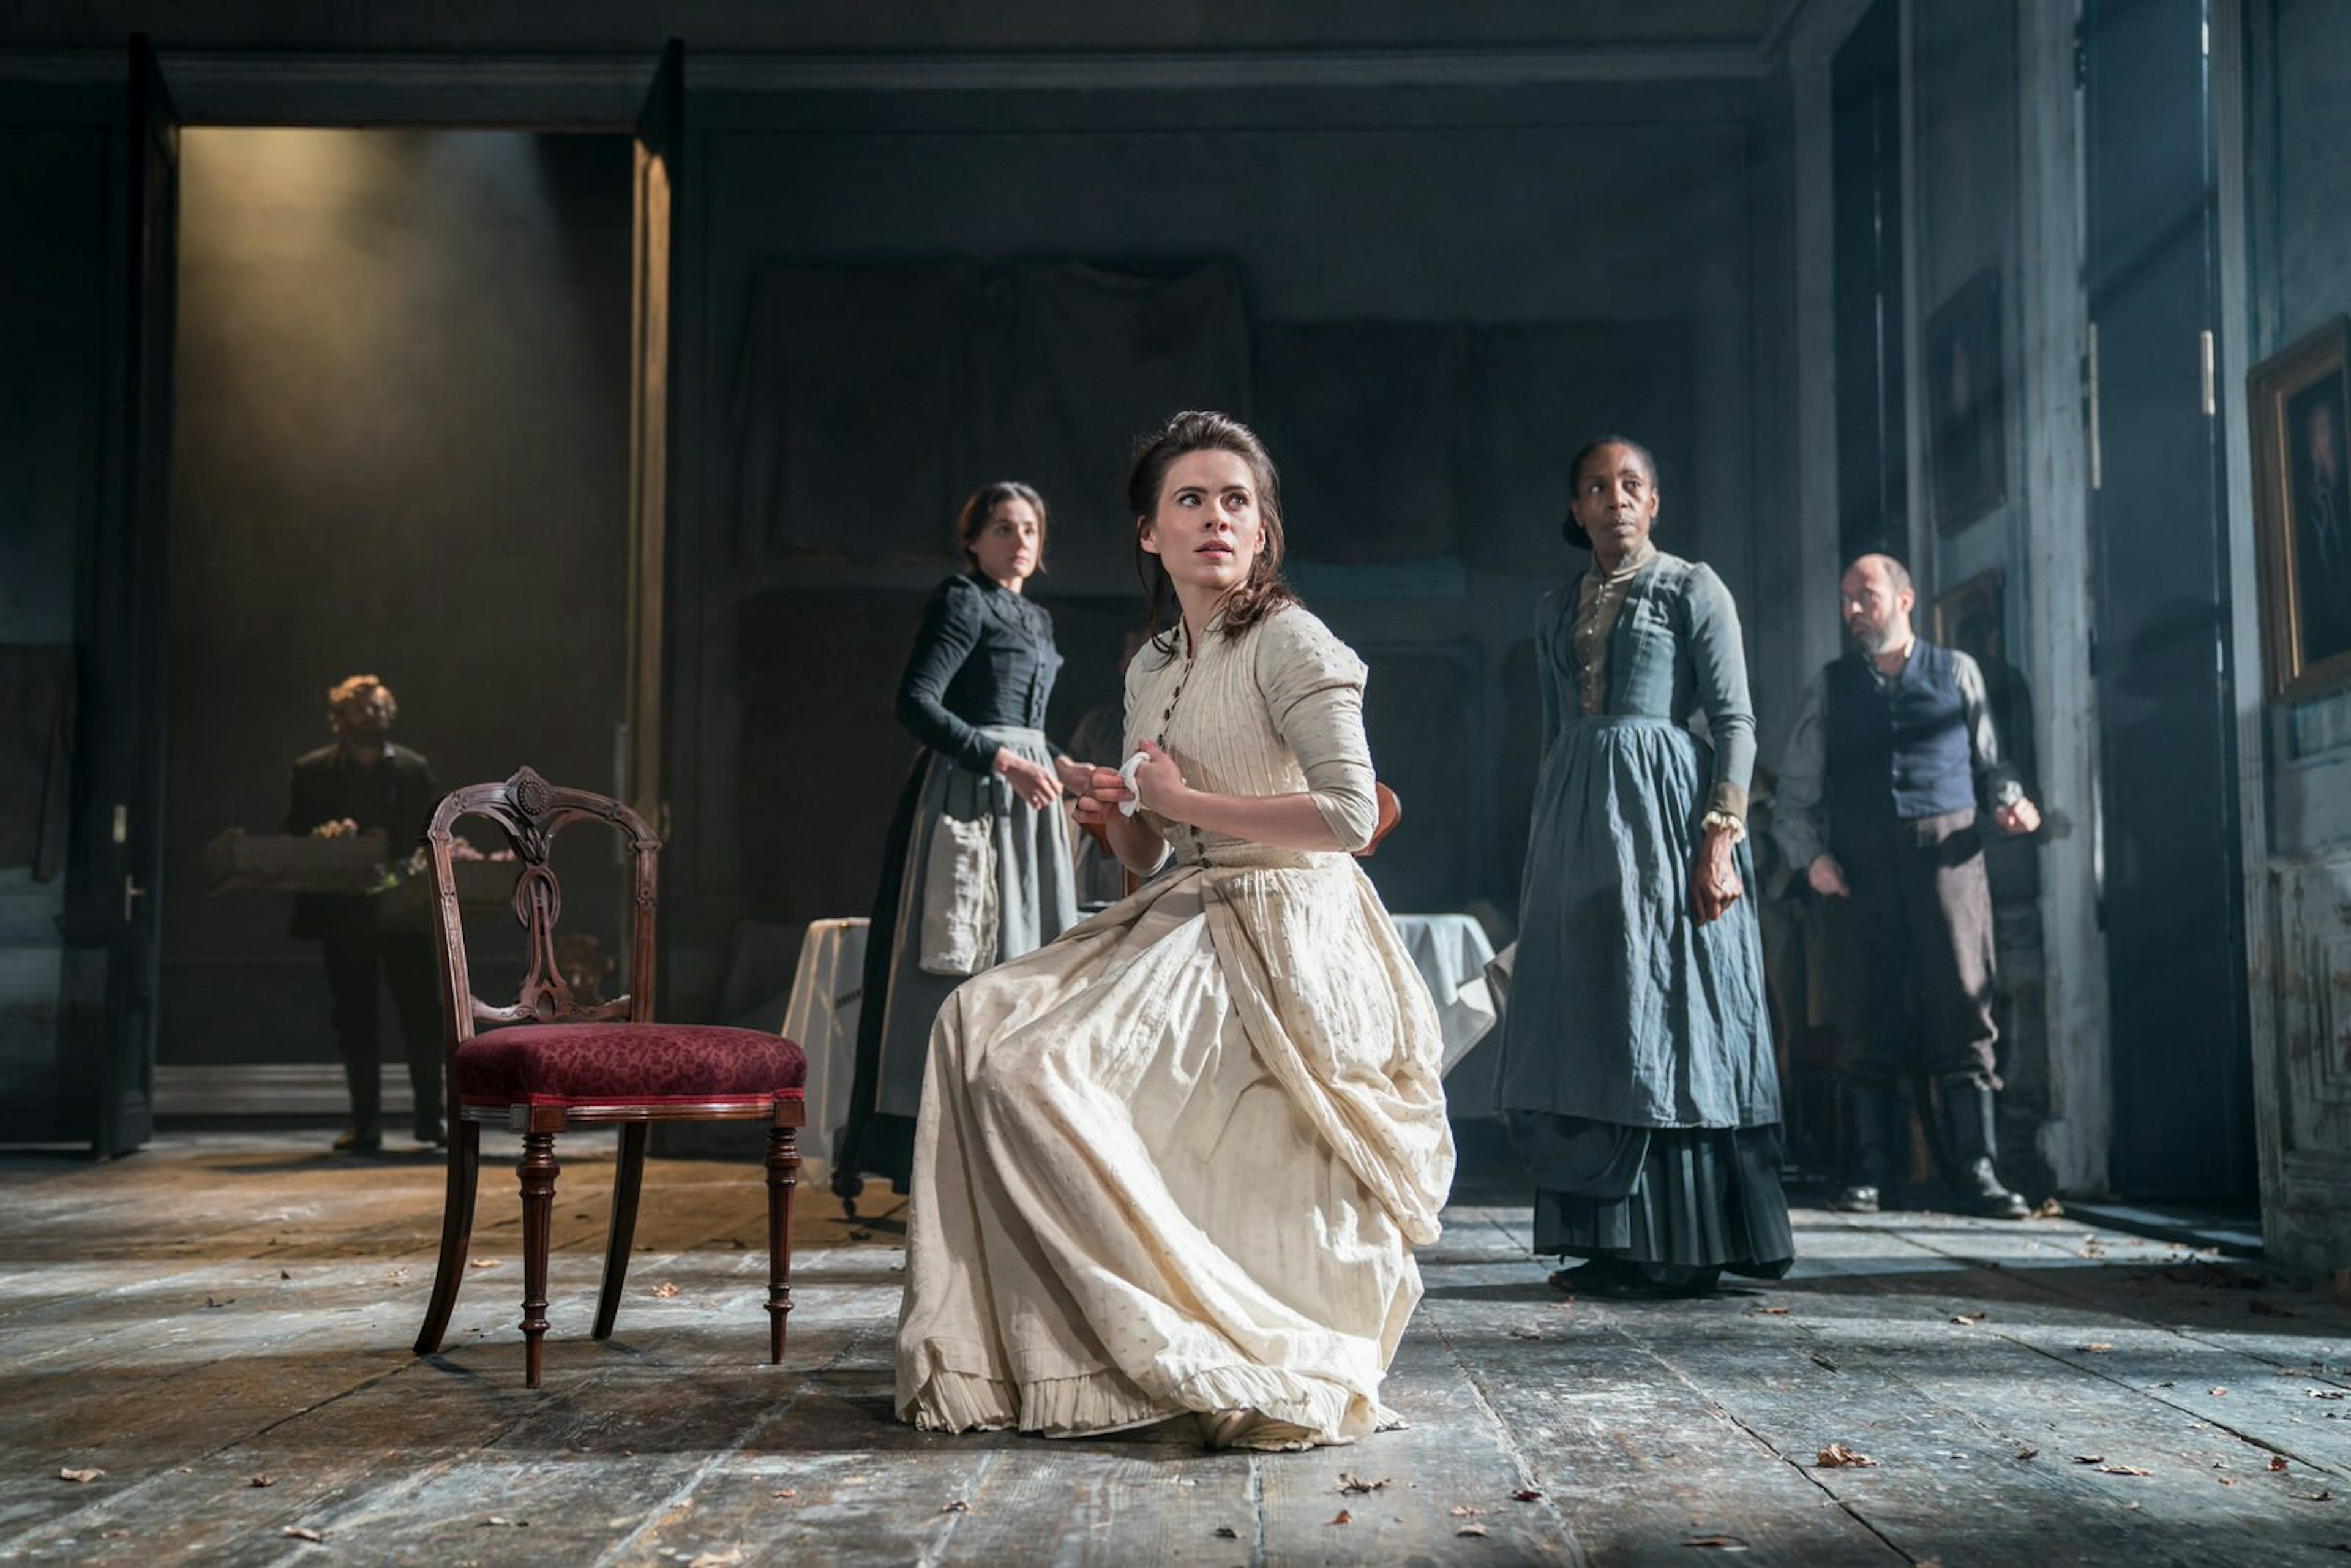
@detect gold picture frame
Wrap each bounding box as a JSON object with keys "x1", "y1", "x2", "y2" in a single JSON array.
[{"x1": 2249, "y1": 315, "x2": 2351, "y2": 700}]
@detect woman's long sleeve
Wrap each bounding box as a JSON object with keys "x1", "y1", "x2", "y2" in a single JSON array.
[
  {"x1": 1254, "y1": 612, "x2": 1379, "y2": 852},
  {"x1": 1683, "y1": 563, "x2": 1757, "y2": 819},
  {"x1": 895, "y1": 579, "x2": 998, "y2": 775}
]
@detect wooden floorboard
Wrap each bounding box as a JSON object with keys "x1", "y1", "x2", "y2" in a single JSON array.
[{"x1": 5, "y1": 1134, "x2": 2350, "y2": 1566}]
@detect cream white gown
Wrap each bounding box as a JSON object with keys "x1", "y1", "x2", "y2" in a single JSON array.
[{"x1": 894, "y1": 606, "x2": 1456, "y2": 1447}]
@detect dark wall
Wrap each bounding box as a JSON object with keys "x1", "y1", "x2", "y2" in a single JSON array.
[
  {"x1": 2251, "y1": 0, "x2": 2351, "y2": 849},
  {"x1": 1, "y1": 2, "x2": 1784, "y2": 52},
  {"x1": 664, "y1": 83, "x2": 1763, "y2": 1010},
  {"x1": 0, "y1": 116, "x2": 111, "y2": 1127},
  {"x1": 160, "y1": 129, "x2": 634, "y2": 1067}
]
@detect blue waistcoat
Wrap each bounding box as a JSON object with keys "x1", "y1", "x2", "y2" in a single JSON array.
[{"x1": 1824, "y1": 641, "x2": 1975, "y2": 826}]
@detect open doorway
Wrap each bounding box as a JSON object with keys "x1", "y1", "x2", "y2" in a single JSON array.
[{"x1": 156, "y1": 128, "x2": 636, "y2": 1125}]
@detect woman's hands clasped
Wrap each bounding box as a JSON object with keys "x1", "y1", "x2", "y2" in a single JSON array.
[
  {"x1": 992, "y1": 746, "x2": 1064, "y2": 811},
  {"x1": 1068, "y1": 739, "x2": 1185, "y2": 827}
]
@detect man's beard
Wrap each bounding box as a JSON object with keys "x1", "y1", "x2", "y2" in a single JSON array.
[{"x1": 1846, "y1": 621, "x2": 1895, "y2": 655}]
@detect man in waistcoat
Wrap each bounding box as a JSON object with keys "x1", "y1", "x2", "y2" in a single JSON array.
[{"x1": 1772, "y1": 555, "x2": 2041, "y2": 1218}]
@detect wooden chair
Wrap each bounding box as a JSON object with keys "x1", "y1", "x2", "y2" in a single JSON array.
[{"x1": 410, "y1": 767, "x2": 807, "y2": 1388}]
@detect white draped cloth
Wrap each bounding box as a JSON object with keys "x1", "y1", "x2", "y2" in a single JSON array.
[{"x1": 895, "y1": 607, "x2": 1455, "y2": 1448}]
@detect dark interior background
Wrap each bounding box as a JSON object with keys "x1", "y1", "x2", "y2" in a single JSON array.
[{"x1": 159, "y1": 129, "x2": 634, "y2": 1068}]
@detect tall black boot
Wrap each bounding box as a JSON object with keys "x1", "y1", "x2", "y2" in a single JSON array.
[
  {"x1": 408, "y1": 1054, "x2": 447, "y2": 1147},
  {"x1": 336, "y1": 1054, "x2": 383, "y2": 1154},
  {"x1": 1938, "y1": 1081, "x2": 2029, "y2": 1219},
  {"x1": 1831, "y1": 1080, "x2": 1902, "y2": 1213}
]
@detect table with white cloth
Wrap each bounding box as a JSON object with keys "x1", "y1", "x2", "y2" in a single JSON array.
[
  {"x1": 1387, "y1": 913, "x2": 1501, "y2": 1074},
  {"x1": 770, "y1": 913, "x2": 1497, "y2": 1171},
  {"x1": 774, "y1": 918, "x2": 869, "y2": 1173}
]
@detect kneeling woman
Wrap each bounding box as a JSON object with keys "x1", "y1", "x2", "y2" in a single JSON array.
[{"x1": 895, "y1": 412, "x2": 1455, "y2": 1451}]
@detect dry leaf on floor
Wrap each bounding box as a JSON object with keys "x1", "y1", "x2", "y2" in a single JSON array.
[
  {"x1": 249, "y1": 1475, "x2": 275, "y2": 1488},
  {"x1": 1750, "y1": 1307, "x2": 1790, "y2": 1316},
  {"x1": 2072, "y1": 1455, "x2": 2106, "y2": 1465},
  {"x1": 1337, "y1": 1473, "x2": 1390, "y2": 1493},
  {"x1": 483, "y1": 1517, "x2": 528, "y2": 1527},
  {"x1": 846, "y1": 1228, "x2": 874, "y2": 1241},
  {"x1": 1458, "y1": 1524, "x2": 1490, "y2": 1537},
  {"x1": 1213, "y1": 1526, "x2": 1239, "y2": 1539},
  {"x1": 2213, "y1": 1387, "x2": 2230, "y2": 1397},
  {"x1": 942, "y1": 1499, "x2": 970, "y2": 1514},
  {"x1": 58, "y1": 1469, "x2": 103, "y2": 1484},
  {"x1": 2079, "y1": 1343, "x2": 2115, "y2": 1353},
  {"x1": 686, "y1": 1549, "x2": 747, "y2": 1568},
  {"x1": 651, "y1": 1282, "x2": 680, "y2": 1299},
  {"x1": 771, "y1": 1490, "x2": 797, "y2": 1499},
  {"x1": 2016, "y1": 1448, "x2": 2040, "y2": 1461},
  {"x1": 468, "y1": 1258, "x2": 498, "y2": 1269},
  {"x1": 2219, "y1": 1477, "x2": 2238, "y2": 1487},
  {"x1": 204, "y1": 1296, "x2": 234, "y2": 1309},
  {"x1": 2273, "y1": 1457, "x2": 2292, "y2": 1472},
  {"x1": 1809, "y1": 1352, "x2": 1840, "y2": 1373},
  {"x1": 1513, "y1": 1488, "x2": 1544, "y2": 1502},
  {"x1": 2301, "y1": 1490, "x2": 2336, "y2": 1502},
  {"x1": 282, "y1": 1526, "x2": 326, "y2": 1543},
  {"x1": 1451, "y1": 1505, "x2": 1485, "y2": 1517},
  {"x1": 1683, "y1": 1535, "x2": 1750, "y2": 1551},
  {"x1": 1814, "y1": 1444, "x2": 1877, "y2": 1469},
  {"x1": 1508, "y1": 1326, "x2": 1546, "y2": 1340},
  {"x1": 279, "y1": 1270, "x2": 291, "y2": 1280},
  {"x1": 1951, "y1": 1312, "x2": 1986, "y2": 1325},
  {"x1": 2098, "y1": 1465, "x2": 2152, "y2": 1477},
  {"x1": 2031, "y1": 1198, "x2": 2064, "y2": 1218},
  {"x1": 1330, "y1": 1509, "x2": 1353, "y2": 1526}
]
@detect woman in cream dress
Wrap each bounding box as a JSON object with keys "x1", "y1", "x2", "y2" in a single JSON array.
[{"x1": 894, "y1": 411, "x2": 1455, "y2": 1452}]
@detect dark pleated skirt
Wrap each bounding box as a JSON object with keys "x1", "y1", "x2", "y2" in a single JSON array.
[{"x1": 1507, "y1": 1111, "x2": 1794, "y2": 1280}]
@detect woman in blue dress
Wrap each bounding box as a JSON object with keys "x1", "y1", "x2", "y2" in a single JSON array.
[
  {"x1": 833, "y1": 482, "x2": 1091, "y2": 1201},
  {"x1": 1493, "y1": 436, "x2": 1793, "y2": 1298}
]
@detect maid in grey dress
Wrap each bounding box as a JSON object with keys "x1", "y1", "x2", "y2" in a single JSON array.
[
  {"x1": 1493, "y1": 460, "x2": 1793, "y2": 1296},
  {"x1": 834, "y1": 489, "x2": 1082, "y2": 1199}
]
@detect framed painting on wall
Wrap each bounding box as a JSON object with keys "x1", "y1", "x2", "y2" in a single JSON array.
[
  {"x1": 2249, "y1": 315, "x2": 2351, "y2": 701},
  {"x1": 1931, "y1": 567, "x2": 2006, "y2": 672},
  {"x1": 1925, "y1": 268, "x2": 2008, "y2": 535}
]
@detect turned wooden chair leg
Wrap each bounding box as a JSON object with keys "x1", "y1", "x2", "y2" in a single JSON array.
[
  {"x1": 517, "y1": 1126, "x2": 563, "y2": 1388},
  {"x1": 765, "y1": 1119, "x2": 801, "y2": 1364},
  {"x1": 414, "y1": 1119, "x2": 481, "y2": 1355},
  {"x1": 594, "y1": 1122, "x2": 649, "y2": 1341}
]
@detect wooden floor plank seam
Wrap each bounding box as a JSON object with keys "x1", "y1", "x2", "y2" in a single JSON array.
[
  {"x1": 1422, "y1": 1309, "x2": 1593, "y2": 1566},
  {"x1": 583, "y1": 1312, "x2": 896, "y2": 1568},
  {"x1": 1610, "y1": 1326, "x2": 1911, "y2": 1564}
]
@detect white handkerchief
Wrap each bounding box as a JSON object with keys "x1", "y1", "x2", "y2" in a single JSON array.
[{"x1": 1117, "y1": 751, "x2": 1149, "y2": 817}]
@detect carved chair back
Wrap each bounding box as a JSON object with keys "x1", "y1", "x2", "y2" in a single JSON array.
[{"x1": 424, "y1": 766, "x2": 659, "y2": 1050}]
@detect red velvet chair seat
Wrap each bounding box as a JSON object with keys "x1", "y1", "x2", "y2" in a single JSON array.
[{"x1": 455, "y1": 1023, "x2": 806, "y2": 1108}]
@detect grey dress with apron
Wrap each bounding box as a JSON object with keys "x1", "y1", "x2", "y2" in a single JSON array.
[
  {"x1": 1493, "y1": 550, "x2": 1792, "y2": 1281},
  {"x1": 835, "y1": 573, "x2": 1079, "y2": 1195}
]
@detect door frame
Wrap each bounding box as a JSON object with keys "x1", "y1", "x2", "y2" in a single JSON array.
[
  {"x1": 2011, "y1": 0, "x2": 2113, "y2": 1196},
  {"x1": 18, "y1": 43, "x2": 691, "y2": 1136},
  {"x1": 2210, "y1": 1, "x2": 2298, "y2": 1251}
]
